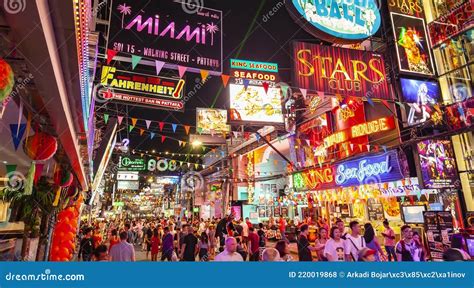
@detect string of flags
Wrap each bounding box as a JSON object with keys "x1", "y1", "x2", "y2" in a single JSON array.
[
  {"x1": 130, "y1": 150, "x2": 207, "y2": 170},
  {"x1": 131, "y1": 149, "x2": 203, "y2": 158}
]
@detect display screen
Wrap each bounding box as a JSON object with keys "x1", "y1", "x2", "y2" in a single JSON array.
[
  {"x1": 229, "y1": 84, "x2": 283, "y2": 123},
  {"x1": 400, "y1": 78, "x2": 440, "y2": 126},
  {"x1": 417, "y1": 140, "x2": 458, "y2": 189},
  {"x1": 402, "y1": 205, "x2": 426, "y2": 224}
]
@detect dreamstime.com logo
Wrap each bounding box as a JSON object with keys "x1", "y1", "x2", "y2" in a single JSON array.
[
  {"x1": 92, "y1": 83, "x2": 115, "y2": 104},
  {"x1": 180, "y1": 0, "x2": 203, "y2": 14},
  {"x1": 3, "y1": 0, "x2": 26, "y2": 14},
  {"x1": 181, "y1": 171, "x2": 204, "y2": 192},
  {"x1": 5, "y1": 269, "x2": 85, "y2": 282},
  {"x1": 3, "y1": 171, "x2": 25, "y2": 192}
]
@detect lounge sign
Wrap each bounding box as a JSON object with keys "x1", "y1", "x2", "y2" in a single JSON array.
[
  {"x1": 100, "y1": 66, "x2": 185, "y2": 111},
  {"x1": 286, "y1": 0, "x2": 381, "y2": 43},
  {"x1": 107, "y1": 0, "x2": 223, "y2": 74}
]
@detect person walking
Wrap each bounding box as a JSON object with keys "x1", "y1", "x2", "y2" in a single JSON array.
[
  {"x1": 275, "y1": 240, "x2": 293, "y2": 261},
  {"x1": 381, "y1": 220, "x2": 397, "y2": 261},
  {"x1": 297, "y1": 224, "x2": 317, "y2": 261},
  {"x1": 344, "y1": 221, "x2": 366, "y2": 262},
  {"x1": 108, "y1": 229, "x2": 120, "y2": 253},
  {"x1": 324, "y1": 227, "x2": 346, "y2": 262},
  {"x1": 180, "y1": 226, "x2": 198, "y2": 261},
  {"x1": 395, "y1": 225, "x2": 424, "y2": 262},
  {"x1": 161, "y1": 226, "x2": 174, "y2": 261},
  {"x1": 109, "y1": 231, "x2": 135, "y2": 261},
  {"x1": 364, "y1": 223, "x2": 385, "y2": 261},
  {"x1": 78, "y1": 227, "x2": 94, "y2": 261},
  {"x1": 315, "y1": 227, "x2": 329, "y2": 261},
  {"x1": 214, "y1": 237, "x2": 244, "y2": 261},
  {"x1": 93, "y1": 244, "x2": 109, "y2": 261},
  {"x1": 150, "y1": 228, "x2": 160, "y2": 261},
  {"x1": 208, "y1": 224, "x2": 217, "y2": 258},
  {"x1": 198, "y1": 232, "x2": 209, "y2": 261},
  {"x1": 248, "y1": 227, "x2": 260, "y2": 261}
]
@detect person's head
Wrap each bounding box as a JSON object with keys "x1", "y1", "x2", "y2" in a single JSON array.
[
  {"x1": 443, "y1": 248, "x2": 470, "y2": 261},
  {"x1": 187, "y1": 225, "x2": 195, "y2": 234},
  {"x1": 413, "y1": 231, "x2": 421, "y2": 243},
  {"x1": 262, "y1": 248, "x2": 280, "y2": 261},
  {"x1": 111, "y1": 229, "x2": 117, "y2": 237},
  {"x1": 94, "y1": 244, "x2": 108, "y2": 261},
  {"x1": 300, "y1": 224, "x2": 309, "y2": 236},
  {"x1": 182, "y1": 224, "x2": 189, "y2": 234},
  {"x1": 319, "y1": 227, "x2": 328, "y2": 239},
  {"x1": 119, "y1": 231, "x2": 128, "y2": 241},
  {"x1": 245, "y1": 217, "x2": 249, "y2": 222},
  {"x1": 249, "y1": 227, "x2": 255, "y2": 233},
  {"x1": 330, "y1": 226, "x2": 341, "y2": 240},
  {"x1": 358, "y1": 248, "x2": 376, "y2": 262},
  {"x1": 164, "y1": 226, "x2": 170, "y2": 234},
  {"x1": 349, "y1": 221, "x2": 360, "y2": 235},
  {"x1": 153, "y1": 228, "x2": 159, "y2": 237},
  {"x1": 258, "y1": 223, "x2": 264, "y2": 229},
  {"x1": 225, "y1": 237, "x2": 237, "y2": 253},
  {"x1": 336, "y1": 219, "x2": 345, "y2": 232},
  {"x1": 275, "y1": 240, "x2": 288, "y2": 258},
  {"x1": 124, "y1": 223, "x2": 131, "y2": 230},
  {"x1": 363, "y1": 223, "x2": 375, "y2": 243},
  {"x1": 84, "y1": 227, "x2": 93, "y2": 237},
  {"x1": 383, "y1": 219, "x2": 389, "y2": 228},
  {"x1": 200, "y1": 232, "x2": 208, "y2": 242},
  {"x1": 401, "y1": 225, "x2": 413, "y2": 240}
]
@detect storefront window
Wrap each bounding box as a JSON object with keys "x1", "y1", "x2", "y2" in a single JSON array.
[
  {"x1": 433, "y1": 29, "x2": 474, "y2": 76},
  {"x1": 451, "y1": 132, "x2": 474, "y2": 211}
]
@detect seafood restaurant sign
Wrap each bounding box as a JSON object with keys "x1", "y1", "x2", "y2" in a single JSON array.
[
  {"x1": 285, "y1": 0, "x2": 381, "y2": 43},
  {"x1": 107, "y1": 0, "x2": 223, "y2": 74}
]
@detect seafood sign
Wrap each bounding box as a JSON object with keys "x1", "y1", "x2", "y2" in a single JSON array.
[
  {"x1": 107, "y1": 0, "x2": 223, "y2": 73},
  {"x1": 286, "y1": 0, "x2": 381, "y2": 43}
]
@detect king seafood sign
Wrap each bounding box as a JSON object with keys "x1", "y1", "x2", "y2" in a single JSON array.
[
  {"x1": 100, "y1": 66, "x2": 185, "y2": 110},
  {"x1": 286, "y1": 0, "x2": 381, "y2": 43},
  {"x1": 293, "y1": 42, "x2": 390, "y2": 99},
  {"x1": 107, "y1": 0, "x2": 223, "y2": 74}
]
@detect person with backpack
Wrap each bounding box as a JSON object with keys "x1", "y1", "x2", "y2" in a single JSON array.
[
  {"x1": 396, "y1": 225, "x2": 425, "y2": 261},
  {"x1": 344, "y1": 221, "x2": 366, "y2": 261}
]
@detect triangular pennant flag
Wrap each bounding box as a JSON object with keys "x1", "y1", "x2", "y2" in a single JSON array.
[
  {"x1": 145, "y1": 120, "x2": 151, "y2": 129},
  {"x1": 139, "y1": 129, "x2": 144, "y2": 136},
  {"x1": 129, "y1": 125, "x2": 134, "y2": 132},
  {"x1": 366, "y1": 145, "x2": 370, "y2": 152},
  {"x1": 233, "y1": 131, "x2": 239, "y2": 138},
  {"x1": 194, "y1": 163, "x2": 199, "y2": 170},
  {"x1": 358, "y1": 144, "x2": 363, "y2": 151},
  {"x1": 184, "y1": 125, "x2": 190, "y2": 135},
  {"x1": 187, "y1": 163, "x2": 191, "y2": 168},
  {"x1": 280, "y1": 83, "x2": 289, "y2": 98},
  {"x1": 104, "y1": 114, "x2": 109, "y2": 124},
  {"x1": 155, "y1": 60, "x2": 165, "y2": 75},
  {"x1": 150, "y1": 132, "x2": 156, "y2": 140},
  {"x1": 300, "y1": 88, "x2": 308, "y2": 100},
  {"x1": 179, "y1": 161, "x2": 183, "y2": 166},
  {"x1": 255, "y1": 134, "x2": 261, "y2": 141},
  {"x1": 5, "y1": 164, "x2": 16, "y2": 175},
  {"x1": 106, "y1": 49, "x2": 118, "y2": 65},
  {"x1": 350, "y1": 143, "x2": 354, "y2": 151},
  {"x1": 262, "y1": 82, "x2": 269, "y2": 94},
  {"x1": 33, "y1": 163, "x2": 45, "y2": 185},
  {"x1": 161, "y1": 135, "x2": 166, "y2": 143},
  {"x1": 221, "y1": 74, "x2": 230, "y2": 87},
  {"x1": 178, "y1": 66, "x2": 187, "y2": 78},
  {"x1": 171, "y1": 123, "x2": 177, "y2": 133},
  {"x1": 202, "y1": 146, "x2": 206, "y2": 152},
  {"x1": 243, "y1": 79, "x2": 250, "y2": 90},
  {"x1": 131, "y1": 118, "x2": 137, "y2": 127},
  {"x1": 178, "y1": 140, "x2": 182, "y2": 147},
  {"x1": 182, "y1": 141, "x2": 187, "y2": 146},
  {"x1": 200, "y1": 70, "x2": 209, "y2": 82},
  {"x1": 197, "y1": 127, "x2": 203, "y2": 134},
  {"x1": 131, "y1": 55, "x2": 142, "y2": 70},
  {"x1": 159, "y1": 122, "x2": 165, "y2": 132},
  {"x1": 117, "y1": 116, "x2": 124, "y2": 125},
  {"x1": 366, "y1": 97, "x2": 374, "y2": 107},
  {"x1": 9, "y1": 124, "x2": 26, "y2": 150}
]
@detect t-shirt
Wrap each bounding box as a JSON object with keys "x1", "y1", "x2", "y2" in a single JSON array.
[
  {"x1": 383, "y1": 228, "x2": 396, "y2": 246},
  {"x1": 182, "y1": 234, "x2": 198, "y2": 261},
  {"x1": 214, "y1": 250, "x2": 244, "y2": 262},
  {"x1": 109, "y1": 241, "x2": 135, "y2": 261},
  {"x1": 257, "y1": 229, "x2": 265, "y2": 247},
  {"x1": 162, "y1": 233, "x2": 174, "y2": 252},
  {"x1": 248, "y1": 232, "x2": 260, "y2": 254},
  {"x1": 297, "y1": 235, "x2": 312, "y2": 261},
  {"x1": 323, "y1": 238, "x2": 345, "y2": 262},
  {"x1": 241, "y1": 222, "x2": 249, "y2": 237},
  {"x1": 396, "y1": 240, "x2": 422, "y2": 261},
  {"x1": 344, "y1": 235, "x2": 366, "y2": 261}
]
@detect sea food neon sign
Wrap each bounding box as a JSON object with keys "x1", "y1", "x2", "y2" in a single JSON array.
[{"x1": 286, "y1": 0, "x2": 381, "y2": 43}]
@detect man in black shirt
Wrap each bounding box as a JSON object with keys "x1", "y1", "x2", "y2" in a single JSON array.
[
  {"x1": 180, "y1": 225, "x2": 198, "y2": 261},
  {"x1": 297, "y1": 224, "x2": 317, "y2": 261},
  {"x1": 78, "y1": 227, "x2": 93, "y2": 261}
]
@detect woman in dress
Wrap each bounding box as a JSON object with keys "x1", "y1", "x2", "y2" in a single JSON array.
[
  {"x1": 198, "y1": 232, "x2": 209, "y2": 261},
  {"x1": 315, "y1": 227, "x2": 329, "y2": 261},
  {"x1": 150, "y1": 228, "x2": 160, "y2": 261}
]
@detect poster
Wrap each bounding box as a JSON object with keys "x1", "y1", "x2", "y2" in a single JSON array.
[
  {"x1": 107, "y1": 0, "x2": 223, "y2": 74},
  {"x1": 400, "y1": 78, "x2": 441, "y2": 126},
  {"x1": 231, "y1": 206, "x2": 242, "y2": 221},
  {"x1": 100, "y1": 66, "x2": 185, "y2": 111},
  {"x1": 390, "y1": 13, "x2": 435, "y2": 76},
  {"x1": 292, "y1": 42, "x2": 390, "y2": 99},
  {"x1": 388, "y1": 0, "x2": 425, "y2": 18},
  {"x1": 428, "y1": 1, "x2": 473, "y2": 47},
  {"x1": 196, "y1": 108, "x2": 229, "y2": 134},
  {"x1": 417, "y1": 140, "x2": 458, "y2": 188},
  {"x1": 367, "y1": 198, "x2": 385, "y2": 221},
  {"x1": 229, "y1": 84, "x2": 283, "y2": 123},
  {"x1": 423, "y1": 211, "x2": 454, "y2": 261}
]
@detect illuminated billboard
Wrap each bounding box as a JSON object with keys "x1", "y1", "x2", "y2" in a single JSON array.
[{"x1": 196, "y1": 108, "x2": 229, "y2": 134}]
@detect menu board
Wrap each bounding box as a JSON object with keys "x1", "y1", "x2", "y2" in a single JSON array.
[
  {"x1": 339, "y1": 204, "x2": 351, "y2": 218},
  {"x1": 367, "y1": 199, "x2": 385, "y2": 221},
  {"x1": 423, "y1": 211, "x2": 454, "y2": 261}
]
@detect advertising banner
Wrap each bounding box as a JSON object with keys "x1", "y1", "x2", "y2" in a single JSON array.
[
  {"x1": 100, "y1": 66, "x2": 185, "y2": 110},
  {"x1": 229, "y1": 84, "x2": 283, "y2": 123},
  {"x1": 390, "y1": 13, "x2": 435, "y2": 76},
  {"x1": 388, "y1": 0, "x2": 425, "y2": 18},
  {"x1": 292, "y1": 42, "x2": 390, "y2": 99},
  {"x1": 416, "y1": 140, "x2": 459, "y2": 189},
  {"x1": 400, "y1": 78, "x2": 441, "y2": 126},
  {"x1": 196, "y1": 108, "x2": 229, "y2": 134},
  {"x1": 423, "y1": 211, "x2": 454, "y2": 261},
  {"x1": 107, "y1": 0, "x2": 223, "y2": 74}
]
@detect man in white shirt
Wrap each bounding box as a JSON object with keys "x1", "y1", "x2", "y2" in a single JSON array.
[
  {"x1": 214, "y1": 237, "x2": 244, "y2": 262},
  {"x1": 344, "y1": 221, "x2": 366, "y2": 261},
  {"x1": 240, "y1": 219, "x2": 249, "y2": 242}
]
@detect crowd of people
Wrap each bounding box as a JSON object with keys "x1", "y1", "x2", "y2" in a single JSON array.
[{"x1": 76, "y1": 215, "x2": 471, "y2": 262}]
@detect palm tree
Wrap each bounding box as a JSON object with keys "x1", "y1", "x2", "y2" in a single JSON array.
[
  {"x1": 117, "y1": 3, "x2": 132, "y2": 29},
  {"x1": 206, "y1": 23, "x2": 219, "y2": 46}
]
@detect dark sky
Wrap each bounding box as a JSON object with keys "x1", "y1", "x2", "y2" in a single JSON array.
[{"x1": 100, "y1": 0, "x2": 316, "y2": 156}]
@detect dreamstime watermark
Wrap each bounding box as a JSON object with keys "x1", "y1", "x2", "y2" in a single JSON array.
[
  {"x1": 2, "y1": 73, "x2": 34, "y2": 104},
  {"x1": 92, "y1": 83, "x2": 115, "y2": 104},
  {"x1": 180, "y1": 0, "x2": 203, "y2": 14},
  {"x1": 3, "y1": 0, "x2": 26, "y2": 14},
  {"x1": 175, "y1": 76, "x2": 211, "y2": 110},
  {"x1": 262, "y1": 0, "x2": 284, "y2": 23},
  {"x1": 5, "y1": 269, "x2": 85, "y2": 282},
  {"x1": 3, "y1": 171, "x2": 25, "y2": 192},
  {"x1": 181, "y1": 171, "x2": 204, "y2": 192}
]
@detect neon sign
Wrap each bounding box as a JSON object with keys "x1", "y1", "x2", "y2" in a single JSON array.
[
  {"x1": 293, "y1": 166, "x2": 334, "y2": 190},
  {"x1": 335, "y1": 151, "x2": 404, "y2": 187},
  {"x1": 286, "y1": 0, "x2": 382, "y2": 43},
  {"x1": 230, "y1": 59, "x2": 278, "y2": 73}
]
